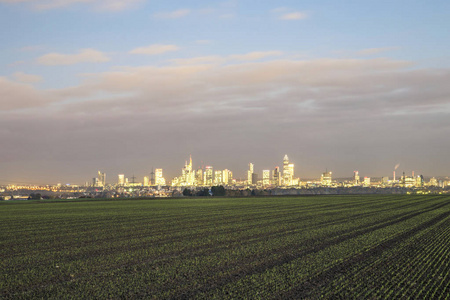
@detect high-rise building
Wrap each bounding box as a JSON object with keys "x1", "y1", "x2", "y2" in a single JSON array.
[
  {"x1": 353, "y1": 171, "x2": 360, "y2": 185},
  {"x1": 195, "y1": 169, "x2": 203, "y2": 185},
  {"x1": 263, "y1": 170, "x2": 270, "y2": 186},
  {"x1": 248, "y1": 163, "x2": 254, "y2": 185},
  {"x1": 283, "y1": 155, "x2": 294, "y2": 186},
  {"x1": 155, "y1": 169, "x2": 166, "y2": 186},
  {"x1": 214, "y1": 170, "x2": 223, "y2": 185},
  {"x1": 204, "y1": 166, "x2": 213, "y2": 186},
  {"x1": 143, "y1": 176, "x2": 149, "y2": 187},
  {"x1": 363, "y1": 177, "x2": 370, "y2": 187},
  {"x1": 223, "y1": 169, "x2": 232, "y2": 185},
  {"x1": 321, "y1": 171, "x2": 332, "y2": 186},
  {"x1": 272, "y1": 166, "x2": 280, "y2": 186},
  {"x1": 118, "y1": 174, "x2": 125, "y2": 186},
  {"x1": 97, "y1": 171, "x2": 106, "y2": 187}
]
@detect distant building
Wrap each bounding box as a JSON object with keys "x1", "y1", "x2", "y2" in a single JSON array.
[
  {"x1": 363, "y1": 177, "x2": 371, "y2": 187},
  {"x1": 155, "y1": 169, "x2": 166, "y2": 186},
  {"x1": 214, "y1": 170, "x2": 223, "y2": 185},
  {"x1": 223, "y1": 169, "x2": 232, "y2": 185},
  {"x1": 354, "y1": 171, "x2": 360, "y2": 185},
  {"x1": 118, "y1": 174, "x2": 125, "y2": 186},
  {"x1": 283, "y1": 155, "x2": 294, "y2": 186},
  {"x1": 248, "y1": 163, "x2": 256, "y2": 185},
  {"x1": 272, "y1": 166, "x2": 281, "y2": 186},
  {"x1": 263, "y1": 170, "x2": 270, "y2": 186},
  {"x1": 321, "y1": 171, "x2": 332, "y2": 186},
  {"x1": 143, "y1": 176, "x2": 149, "y2": 187},
  {"x1": 204, "y1": 166, "x2": 213, "y2": 186}
]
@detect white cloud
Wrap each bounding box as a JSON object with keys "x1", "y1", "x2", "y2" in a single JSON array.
[
  {"x1": 280, "y1": 11, "x2": 308, "y2": 20},
  {"x1": 153, "y1": 9, "x2": 191, "y2": 19},
  {"x1": 37, "y1": 48, "x2": 110, "y2": 65},
  {"x1": 229, "y1": 51, "x2": 283, "y2": 61},
  {"x1": 170, "y1": 56, "x2": 225, "y2": 65},
  {"x1": 356, "y1": 47, "x2": 400, "y2": 56},
  {"x1": 0, "y1": 77, "x2": 54, "y2": 110},
  {"x1": 0, "y1": 0, "x2": 144, "y2": 11},
  {"x1": 129, "y1": 44, "x2": 179, "y2": 55},
  {"x1": 12, "y1": 72, "x2": 43, "y2": 83}
]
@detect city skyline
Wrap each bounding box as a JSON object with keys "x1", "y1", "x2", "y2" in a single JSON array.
[{"x1": 1, "y1": 1, "x2": 449, "y2": 185}]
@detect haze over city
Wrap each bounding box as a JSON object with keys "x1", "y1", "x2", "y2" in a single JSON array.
[{"x1": 1, "y1": 0, "x2": 449, "y2": 185}]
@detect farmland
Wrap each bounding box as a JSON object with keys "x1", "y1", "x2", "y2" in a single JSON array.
[{"x1": 1, "y1": 195, "x2": 449, "y2": 299}]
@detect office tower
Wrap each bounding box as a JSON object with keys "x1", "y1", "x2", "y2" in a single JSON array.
[
  {"x1": 118, "y1": 174, "x2": 125, "y2": 186},
  {"x1": 263, "y1": 170, "x2": 270, "y2": 186},
  {"x1": 97, "y1": 171, "x2": 106, "y2": 187},
  {"x1": 354, "y1": 171, "x2": 360, "y2": 185},
  {"x1": 178, "y1": 155, "x2": 196, "y2": 186},
  {"x1": 248, "y1": 163, "x2": 254, "y2": 185},
  {"x1": 223, "y1": 169, "x2": 232, "y2": 185},
  {"x1": 321, "y1": 171, "x2": 332, "y2": 186},
  {"x1": 272, "y1": 166, "x2": 280, "y2": 186},
  {"x1": 363, "y1": 177, "x2": 371, "y2": 187},
  {"x1": 143, "y1": 176, "x2": 149, "y2": 187},
  {"x1": 283, "y1": 155, "x2": 294, "y2": 186},
  {"x1": 195, "y1": 169, "x2": 203, "y2": 186},
  {"x1": 204, "y1": 166, "x2": 213, "y2": 186},
  {"x1": 214, "y1": 170, "x2": 223, "y2": 185},
  {"x1": 155, "y1": 169, "x2": 166, "y2": 186}
]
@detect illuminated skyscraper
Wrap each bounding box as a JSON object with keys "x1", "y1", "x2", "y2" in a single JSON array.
[
  {"x1": 143, "y1": 176, "x2": 149, "y2": 187},
  {"x1": 214, "y1": 170, "x2": 223, "y2": 185},
  {"x1": 195, "y1": 169, "x2": 203, "y2": 185},
  {"x1": 248, "y1": 163, "x2": 254, "y2": 185},
  {"x1": 321, "y1": 171, "x2": 332, "y2": 186},
  {"x1": 97, "y1": 171, "x2": 106, "y2": 187},
  {"x1": 283, "y1": 155, "x2": 294, "y2": 186},
  {"x1": 353, "y1": 171, "x2": 360, "y2": 185},
  {"x1": 118, "y1": 174, "x2": 125, "y2": 186},
  {"x1": 223, "y1": 169, "x2": 232, "y2": 185},
  {"x1": 263, "y1": 170, "x2": 270, "y2": 186},
  {"x1": 204, "y1": 166, "x2": 213, "y2": 186},
  {"x1": 155, "y1": 169, "x2": 166, "y2": 186},
  {"x1": 272, "y1": 166, "x2": 280, "y2": 186}
]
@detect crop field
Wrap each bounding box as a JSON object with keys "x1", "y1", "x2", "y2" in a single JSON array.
[{"x1": 1, "y1": 195, "x2": 449, "y2": 299}]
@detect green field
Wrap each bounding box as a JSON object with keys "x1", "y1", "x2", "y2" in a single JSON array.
[{"x1": 1, "y1": 195, "x2": 449, "y2": 299}]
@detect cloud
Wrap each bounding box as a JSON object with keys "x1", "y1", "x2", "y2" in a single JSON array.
[
  {"x1": 356, "y1": 47, "x2": 400, "y2": 56},
  {"x1": 153, "y1": 9, "x2": 191, "y2": 19},
  {"x1": 0, "y1": 0, "x2": 144, "y2": 11},
  {"x1": 280, "y1": 11, "x2": 308, "y2": 20},
  {"x1": 170, "y1": 56, "x2": 225, "y2": 65},
  {"x1": 229, "y1": 51, "x2": 283, "y2": 61},
  {"x1": 129, "y1": 44, "x2": 179, "y2": 55},
  {"x1": 0, "y1": 77, "x2": 54, "y2": 110},
  {"x1": 12, "y1": 72, "x2": 43, "y2": 83},
  {"x1": 2, "y1": 56, "x2": 450, "y2": 182},
  {"x1": 37, "y1": 48, "x2": 110, "y2": 65}
]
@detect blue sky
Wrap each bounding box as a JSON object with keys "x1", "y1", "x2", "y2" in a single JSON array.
[{"x1": 1, "y1": 0, "x2": 449, "y2": 184}]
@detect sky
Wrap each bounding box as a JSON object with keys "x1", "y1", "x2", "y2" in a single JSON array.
[{"x1": 1, "y1": 0, "x2": 449, "y2": 185}]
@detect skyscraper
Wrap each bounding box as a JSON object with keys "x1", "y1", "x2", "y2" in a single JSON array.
[
  {"x1": 248, "y1": 163, "x2": 254, "y2": 185},
  {"x1": 155, "y1": 169, "x2": 166, "y2": 186},
  {"x1": 204, "y1": 166, "x2": 213, "y2": 186},
  {"x1": 263, "y1": 170, "x2": 270, "y2": 186},
  {"x1": 283, "y1": 155, "x2": 294, "y2": 186},
  {"x1": 272, "y1": 166, "x2": 280, "y2": 186},
  {"x1": 321, "y1": 171, "x2": 332, "y2": 186},
  {"x1": 353, "y1": 171, "x2": 360, "y2": 185},
  {"x1": 118, "y1": 174, "x2": 125, "y2": 186}
]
